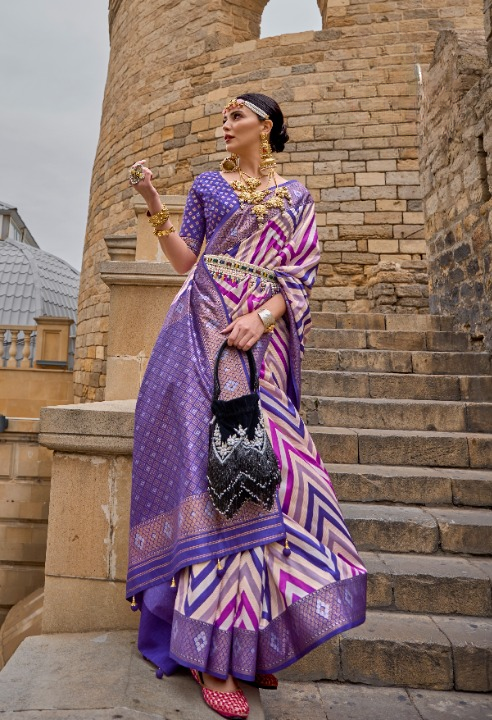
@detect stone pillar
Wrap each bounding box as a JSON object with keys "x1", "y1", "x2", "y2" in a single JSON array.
[
  {"x1": 419, "y1": 28, "x2": 492, "y2": 348},
  {"x1": 485, "y1": 0, "x2": 492, "y2": 64},
  {"x1": 34, "y1": 317, "x2": 73, "y2": 369},
  {"x1": 102, "y1": 195, "x2": 187, "y2": 401},
  {"x1": 39, "y1": 401, "x2": 138, "y2": 633}
]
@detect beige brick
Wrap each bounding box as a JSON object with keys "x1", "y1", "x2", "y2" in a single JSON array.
[
  {"x1": 325, "y1": 212, "x2": 364, "y2": 225},
  {"x1": 386, "y1": 171, "x2": 420, "y2": 185},
  {"x1": 403, "y1": 211, "x2": 425, "y2": 224},
  {"x1": 399, "y1": 239, "x2": 427, "y2": 254},
  {"x1": 368, "y1": 239, "x2": 399, "y2": 253},
  {"x1": 356, "y1": 173, "x2": 386, "y2": 186},
  {"x1": 14, "y1": 444, "x2": 42, "y2": 479},
  {"x1": 311, "y1": 286, "x2": 355, "y2": 301},
  {"x1": 367, "y1": 160, "x2": 397, "y2": 172},
  {"x1": 0, "y1": 444, "x2": 13, "y2": 478},
  {"x1": 335, "y1": 173, "x2": 355, "y2": 187},
  {"x1": 376, "y1": 200, "x2": 407, "y2": 212}
]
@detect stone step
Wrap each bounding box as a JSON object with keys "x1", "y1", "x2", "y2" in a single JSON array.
[
  {"x1": 340, "y1": 503, "x2": 492, "y2": 555},
  {"x1": 262, "y1": 681, "x2": 492, "y2": 720},
  {"x1": 308, "y1": 328, "x2": 473, "y2": 352},
  {"x1": 362, "y1": 551, "x2": 492, "y2": 616},
  {"x1": 280, "y1": 610, "x2": 491, "y2": 692},
  {"x1": 302, "y1": 396, "x2": 492, "y2": 433},
  {"x1": 311, "y1": 312, "x2": 456, "y2": 332},
  {"x1": 304, "y1": 348, "x2": 492, "y2": 375},
  {"x1": 0, "y1": 630, "x2": 264, "y2": 718},
  {"x1": 310, "y1": 426, "x2": 492, "y2": 468},
  {"x1": 302, "y1": 370, "x2": 492, "y2": 402},
  {"x1": 326, "y1": 463, "x2": 492, "y2": 508},
  {"x1": 339, "y1": 611, "x2": 491, "y2": 692}
]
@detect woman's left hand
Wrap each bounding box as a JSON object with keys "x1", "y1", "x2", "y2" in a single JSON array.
[{"x1": 221, "y1": 312, "x2": 266, "y2": 350}]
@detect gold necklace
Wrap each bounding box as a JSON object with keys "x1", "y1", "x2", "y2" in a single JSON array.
[{"x1": 231, "y1": 168, "x2": 292, "y2": 226}]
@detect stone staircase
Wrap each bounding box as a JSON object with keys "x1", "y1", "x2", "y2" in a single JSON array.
[{"x1": 294, "y1": 311, "x2": 492, "y2": 692}]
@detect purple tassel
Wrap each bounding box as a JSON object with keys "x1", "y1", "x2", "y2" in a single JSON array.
[
  {"x1": 155, "y1": 668, "x2": 164, "y2": 679},
  {"x1": 130, "y1": 596, "x2": 139, "y2": 611},
  {"x1": 283, "y1": 540, "x2": 291, "y2": 557}
]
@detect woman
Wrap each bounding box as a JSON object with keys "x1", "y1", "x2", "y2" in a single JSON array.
[{"x1": 127, "y1": 93, "x2": 367, "y2": 720}]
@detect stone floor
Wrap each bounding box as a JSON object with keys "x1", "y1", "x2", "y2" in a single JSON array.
[{"x1": 0, "y1": 631, "x2": 491, "y2": 720}]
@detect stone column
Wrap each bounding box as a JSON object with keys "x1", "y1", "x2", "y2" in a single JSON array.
[
  {"x1": 39, "y1": 401, "x2": 137, "y2": 633},
  {"x1": 102, "y1": 195, "x2": 186, "y2": 401},
  {"x1": 485, "y1": 0, "x2": 492, "y2": 64}
]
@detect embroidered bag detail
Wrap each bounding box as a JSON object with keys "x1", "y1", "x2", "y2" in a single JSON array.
[{"x1": 207, "y1": 340, "x2": 281, "y2": 519}]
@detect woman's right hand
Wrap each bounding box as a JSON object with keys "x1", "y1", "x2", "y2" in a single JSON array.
[{"x1": 129, "y1": 160, "x2": 158, "y2": 201}]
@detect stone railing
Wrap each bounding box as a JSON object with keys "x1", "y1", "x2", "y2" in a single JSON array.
[
  {"x1": 0, "y1": 327, "x2": 35, "y2": 369},
  {"x1": 1, "y1": 318, "x2": 75, "y2": 418},
  {"x1": 1, "y1": 318, "x2": 74, "y2": 370}
]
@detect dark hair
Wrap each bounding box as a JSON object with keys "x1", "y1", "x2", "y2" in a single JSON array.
[{"x1": 238, "y1": 93, "x2": 289, "y2": 153}]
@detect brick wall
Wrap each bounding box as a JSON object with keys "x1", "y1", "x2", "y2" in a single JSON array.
[
  {"x1": 74, "y1": 0, "x2": 484, "y2": 401},
  {"x1": 420, "y1": 26, "x2": 492, "y2": 349}
]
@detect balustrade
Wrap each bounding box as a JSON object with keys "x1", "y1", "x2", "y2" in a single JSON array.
[{"x1": 0, "y1": 326, "x2": 36, "y2": 369}]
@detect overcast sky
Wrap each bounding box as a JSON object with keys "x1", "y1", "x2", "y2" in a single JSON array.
[{"x1": 0, "y1": 1, "x2": 322, "y2": 271}]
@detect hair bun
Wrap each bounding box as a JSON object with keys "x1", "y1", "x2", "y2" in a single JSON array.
[{"x1": 271, "y1": 123, "x2": 289, "y2": 153}]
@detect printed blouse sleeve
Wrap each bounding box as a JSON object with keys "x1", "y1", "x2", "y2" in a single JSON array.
[{"x1": 179, "y1": 180, "x2": 206, "y2": 256}]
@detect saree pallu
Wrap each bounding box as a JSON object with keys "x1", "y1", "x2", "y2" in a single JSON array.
[{"x1": 127, "y1": 171, "x2": 367, "y2": 680}]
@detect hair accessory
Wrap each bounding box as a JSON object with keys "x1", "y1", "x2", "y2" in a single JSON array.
[
  {"x1": 207, "y1": 340, "x2": 281, "y2": 519},
  {"x1": 129, "y1": 163, "x2": 145, "y2": 185},
  {"x1": 259, "y1": 131, "x2": 277, "y2": 173},
  {"x1": 220, "y1": 153, "x2": 239, "y2": 173},
  {"x1": 223, "y1": 97, "x2": 269, "y2": 120}
]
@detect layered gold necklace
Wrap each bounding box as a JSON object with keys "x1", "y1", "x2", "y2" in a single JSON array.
[{"x1": 231, "y1": 168, "x2": 292, "y2": 226}]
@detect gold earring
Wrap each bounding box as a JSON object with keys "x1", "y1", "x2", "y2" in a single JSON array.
[
  {"x1": 259, "y1": 132, "x2": 276, "y2": 173},
  {"x1": 220, "y1": 153, "x2": 239, "y2": 173}
]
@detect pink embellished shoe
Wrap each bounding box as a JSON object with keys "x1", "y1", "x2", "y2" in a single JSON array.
[
  {"x1": 191, "y1": 669, "x2": 249, "y2": 719},
  {"x1": 250, "y1": 673, "x2": 278, "y2": 690}
]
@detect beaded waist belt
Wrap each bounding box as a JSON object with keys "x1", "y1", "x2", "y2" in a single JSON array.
[{"x1": 204, "y1": 254, "x2": 280, "y2": 292}]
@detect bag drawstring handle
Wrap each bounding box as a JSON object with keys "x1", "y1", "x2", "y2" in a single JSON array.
[{"x1": 213, "y1": 339, "x2": 259, "y2": 401}]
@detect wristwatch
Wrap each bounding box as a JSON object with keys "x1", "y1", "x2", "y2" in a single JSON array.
[{"x1": 257, "y1": 308, "x2": 276, "y2": 333}]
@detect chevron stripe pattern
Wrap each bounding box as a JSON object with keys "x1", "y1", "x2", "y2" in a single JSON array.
[{"x1": 166, "y1": 194, "x2": 367, "y2": 679}]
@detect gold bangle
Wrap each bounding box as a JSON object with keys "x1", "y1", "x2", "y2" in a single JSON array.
[
  {"x1": 257, "y1": 308, "x2": 276, "y2": 333},
  {"x1": 147, "y1": 206, "x2": 170, "y2": 227},
  {"x1": 154, "y1": 224, "x2": 175, "y2": 238}
]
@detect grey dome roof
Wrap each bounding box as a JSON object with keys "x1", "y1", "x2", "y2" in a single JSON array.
[{"x1": 0, "y1": 239, "x2": 80, "y2": 326}]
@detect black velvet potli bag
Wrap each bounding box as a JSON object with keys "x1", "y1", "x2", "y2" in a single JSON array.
[{"x1": 207, "y1": 340, "x2": 281, "y2": 519}]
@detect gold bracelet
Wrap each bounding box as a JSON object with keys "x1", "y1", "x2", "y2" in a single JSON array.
[
  {"x1": 154, "y1": 224, "x2": 175, "y2": 238},
  {"x1": 147, "y1": 206, "x2": 170, "y2": 227}
]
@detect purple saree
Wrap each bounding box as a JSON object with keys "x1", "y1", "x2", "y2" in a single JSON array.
[{"x1": 127, "y1": 171, "x2": 367, "y2": 680}]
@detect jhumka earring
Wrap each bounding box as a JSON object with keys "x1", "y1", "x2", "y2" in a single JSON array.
[
  {"x1": 220, "y1": 153, "x2": 239, "y2": 173},
  {"x1": 259, "y1": 132, "x2": 276, "y2": 173}
]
